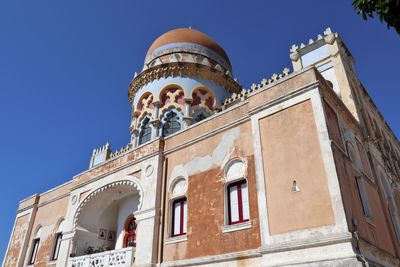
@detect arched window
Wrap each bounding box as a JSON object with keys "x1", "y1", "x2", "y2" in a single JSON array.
[
  {"x1": 169, "y1": 177, "x2": 188, "y2": 238},
  {"x1": 124, "y1": 217, "x2": 137, "y2": 247},
  {"x1": 138, "y1": 117, "x2": 152, "y2": 145},
  {"x1": 346, "y1": 141, "x2": 363, "y2": 171},
  {"x1": 224, "y1": 159, "x2": 250, "y2": 225},
  {"x1": 28, "y1": 227, "x2": 41, "y2": 264},
  {"x1": 162, "y1": 111, "x2": 181, "y2": 137},
  {"x1": 51, "y1": 219, "x2": 65, "y2": 261},
  {"x1": 51, "y1": 233, "x2": 62, "y2": 261},
  {"x1": 171, "y1": 197, "x2": 187, "y2": 237},
  {"x1": 192, "y1": 109, "x2": 209, "y2": 124}
]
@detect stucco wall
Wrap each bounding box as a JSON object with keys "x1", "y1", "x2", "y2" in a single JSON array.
[
  {"x1": 4, "y1": 214, "x2": 30, "y2": 267},
  {"x1": 259, "y1": 100, "x2": 335, "y2": 234},
  {"x1": 163, "y1": 155, "x2": 260, "y2": 261},
  {"x1": 26, "y1": 196, "x2": 69, "y2": 266},
  {"x1": 162, "y1": 119, "x2": 260, "y2": 261}
]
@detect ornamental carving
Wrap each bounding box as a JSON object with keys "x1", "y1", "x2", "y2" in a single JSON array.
[
  {"x1": 160, "y1": 87, "x2": 185, "y2": 112},
  {"x1": 128, "y1": 62, "x2": 241, "y2": 103},
  {"x1": 192, "y1": 88, "x2": 215, "y2": 113}
]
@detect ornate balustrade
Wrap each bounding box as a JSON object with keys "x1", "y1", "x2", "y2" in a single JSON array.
[{"x1": 69, "y1": 247, "x2": 135, "y2": 267}]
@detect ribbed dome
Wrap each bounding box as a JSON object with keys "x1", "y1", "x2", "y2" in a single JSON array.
[{"x1": 146, "y1": 28, "x2": 230, "y2": 66}]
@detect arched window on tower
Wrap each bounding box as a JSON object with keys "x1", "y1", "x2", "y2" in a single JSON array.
[
  {"x1": 192, "y1": 109, "x2": 209, "y2": 124},
  {"x1": 138, "y1": 117, "x2": 152, "y2": 145},
  {"x1": 162, "y1": 111, "x2": 181, "y2": 137},
  {"x1": 124, "y1": 216, "x2": 137, "y2": 248}
]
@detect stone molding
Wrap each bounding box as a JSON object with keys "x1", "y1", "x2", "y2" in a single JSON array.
[
  {"x1": 72, "y1": 179, "x2": 143, "y2": 229},
  {"x1": 128, "y1": 62, "x2": 241, "y2": 103}
]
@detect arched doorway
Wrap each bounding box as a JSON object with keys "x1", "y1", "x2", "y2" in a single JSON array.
[{"x1": 72, "y1": 182, "x2": 141, "y2": 256}]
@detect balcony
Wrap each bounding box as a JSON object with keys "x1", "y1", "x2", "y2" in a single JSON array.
[{"x1": 69, "y1": 247, "x2": 135, "y2": 267}]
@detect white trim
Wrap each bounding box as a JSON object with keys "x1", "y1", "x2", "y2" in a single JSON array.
[
  {"x1": 251, "y1": 86, "x2": 350, "y2": 249},
  {"x1": 310, "y1": 91, "x2": 349, "y2": 232},
  {"x1": 222, "y1": 221, "x2": 252, "y2": 233},
  {"x1": 165, "y1": 235, "x2": 188, "y2": 244}
]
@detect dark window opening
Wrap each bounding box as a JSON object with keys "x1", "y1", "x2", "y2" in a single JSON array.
[
  {"x1": 29, "y1": 238, "x2": 40, "y2": 265},
  {"x1": 139, "y1": 118, "x2": 152, "y2": 145},
  {"x1": 51, "y1": 233, "x2": 62, "y2": 261},
  {"x1": 162, "y1": 112, "x2": 181, "y2": 137}
]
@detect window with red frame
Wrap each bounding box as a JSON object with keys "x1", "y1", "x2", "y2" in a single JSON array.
[
  {"x1": 171, "y1": 197, "x2": 187, "y2": 237},
  {"x1": 227, "y1": 180, "x2": 249, "y2": 225}
]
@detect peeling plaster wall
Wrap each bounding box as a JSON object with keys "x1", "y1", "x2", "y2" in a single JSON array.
[
  {"x1": 163, "y1": 121, "x2": 261, "y2": 261},
  {"x1": 25, "y1": 196, "x2": 69, "y2": 266},
  {"x1": 3, "y1": 215, "x2": 30, "y2": 267}
]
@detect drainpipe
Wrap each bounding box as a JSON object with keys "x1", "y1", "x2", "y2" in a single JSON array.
[
  {"x1": 157, "y1": 157, "x2": 168, "y2": 266},
  {"x1": 350, "y1": 218, "x2": 368, "y2": 266}
]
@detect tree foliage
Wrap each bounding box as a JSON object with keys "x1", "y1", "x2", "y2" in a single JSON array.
[{"x1": 352, "y1": 0, "x2": 400, "y2": 34}]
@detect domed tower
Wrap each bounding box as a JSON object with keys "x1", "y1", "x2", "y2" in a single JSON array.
[{"x1": 128, "y1": 28, "x2": 241, "y2": 146}]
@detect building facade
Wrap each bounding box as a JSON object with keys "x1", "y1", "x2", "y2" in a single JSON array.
[{"x1": 3, "y1": 27, "x2": 400, "y2": 267}]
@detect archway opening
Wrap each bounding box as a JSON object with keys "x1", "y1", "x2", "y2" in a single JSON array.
[{"x1": 73, "y1": 184, "x2": 140, "y2": 256}]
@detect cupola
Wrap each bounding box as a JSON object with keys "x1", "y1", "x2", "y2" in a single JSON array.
[{"x1": 128, "y1": 28, "x2": 241, "y2": 147}]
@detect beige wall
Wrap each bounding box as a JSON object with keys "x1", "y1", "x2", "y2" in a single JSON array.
[
  {"x1": 4, "y1": 214, "x2": 30, "y2": 267},
  {"x1": 259, "y1": 100, "x2": 335, "y2": 234},
  {"x1": 26, "y1": 196, "x2": 69, "y2": 266}
]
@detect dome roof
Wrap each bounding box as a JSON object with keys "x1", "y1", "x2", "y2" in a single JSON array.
[{"x1": 146, "y1": 28, "x2": 231, "y2": 66}]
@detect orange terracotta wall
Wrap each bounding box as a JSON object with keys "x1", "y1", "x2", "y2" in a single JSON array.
[
  {"x1": 324, "y1": 100, "x2": 344, "y2": 150},
  {"x1": 259, "y1": 100, "x2": 335, "y2": 235},
  {"x1": 325, "y1": 99, "x2": 399, "y2": 257},
  {"x1": 162, "y1": 121, "x2": 261, "y2": 261},
  {"x1": 332, "y1": 147, "x2": 397, "y2": 256}
]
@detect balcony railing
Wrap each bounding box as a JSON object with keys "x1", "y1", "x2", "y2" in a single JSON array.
[{"x1": 69, "y1": 247, "x2": 135, "y2": 267}]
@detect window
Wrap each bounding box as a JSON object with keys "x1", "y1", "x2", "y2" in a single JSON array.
[
  {"x1": 28, "y1": 238, "x2": 40, "y2": 265},
  {"x1": 139, "y1": 118, "x2": 152, "y2": 145},
  {"x1": 162, "y1": 112, "x2": 181, "y2": 137},
  {"x1": 51, "y1": 233, "x2": 62, "y2": 261},
  {"x1": 124, "y1": 216, "x2": 137, "y2": 247},
  {"x1": 227, "y1": 180, "x2": 249, "y2": 225},
  {"x1": 356, "y1": 177, "x2": 373, "y2": 218},
  {"x1": 192, "y1": 109, "x2": 209, "y2": 124},
  {"x1": 171, "y1": 197, "x2": 187, "y2": 237},
  {"x1": 192, "y1": 113, "x2": 207, "y2": 123}
]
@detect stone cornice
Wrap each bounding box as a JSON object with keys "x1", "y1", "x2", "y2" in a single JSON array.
[{"x1": 128, "y1": 62, "x2": 241, "y2": 103}]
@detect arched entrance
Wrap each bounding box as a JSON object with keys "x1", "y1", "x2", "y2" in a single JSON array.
[{"x1": 72, "y1": 181, "x2": 141, "y2": 257}]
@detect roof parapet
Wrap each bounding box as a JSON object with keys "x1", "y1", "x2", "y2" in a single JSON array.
[{"x1": 223, "y1": 67, "x2": 291, "y2": 107}]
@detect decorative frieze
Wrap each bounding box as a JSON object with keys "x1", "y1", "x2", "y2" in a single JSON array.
[{"x1": 128, "y1": 62, "x2": 241, "y2": 103}]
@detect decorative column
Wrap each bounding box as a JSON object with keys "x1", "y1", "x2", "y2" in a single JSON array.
[
  {"x1": 182, "y1": 98, "x2": 192, "y2": 128},
  {"x1": 151, "y1": 101, "x2": 161, "y2": 139},
  {"x1": 130, "y1": 111, "x2": 140, "y2": 147}
]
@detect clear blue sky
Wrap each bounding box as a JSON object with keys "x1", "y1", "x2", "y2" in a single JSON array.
[{"x1": 1, "y1": 0, "x2": 399, "y2": 262}]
